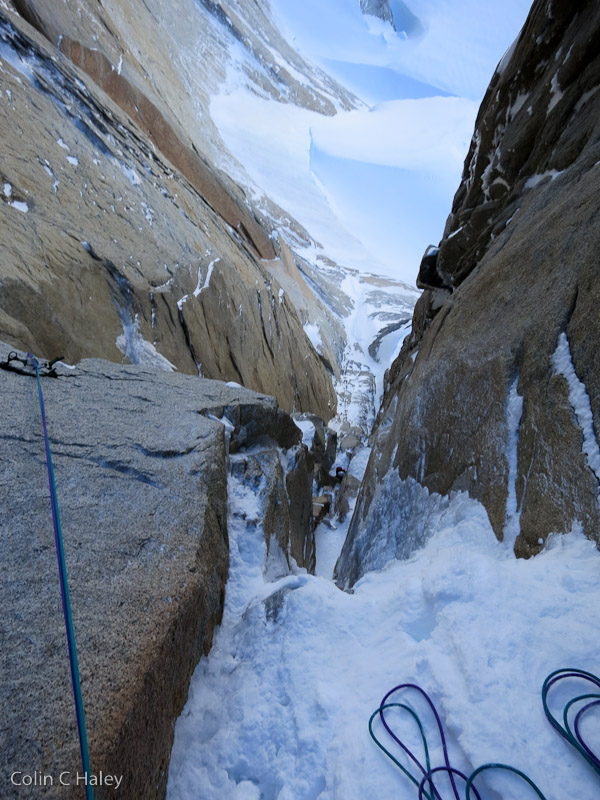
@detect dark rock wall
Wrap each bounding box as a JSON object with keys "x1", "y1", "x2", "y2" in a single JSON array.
[{"x1": 337, "y1": 0, "x2": 600, "y2": 586}]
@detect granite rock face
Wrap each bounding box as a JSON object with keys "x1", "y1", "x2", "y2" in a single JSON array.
[
  {"x1": 230, "y1": 444, "x2": 316, "y2": 579},
  {"x1": 0, "y1": 344, "x2": 314, "y2": 798},
  {"x1": 0, "y1": 4, "x2": 342, "y2": 421},
  {"x1": 337, "y1": 0, "x2": 600, "y2": 587}
]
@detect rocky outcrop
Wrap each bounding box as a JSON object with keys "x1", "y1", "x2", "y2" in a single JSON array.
[
  {"x1": 0, "y1": 343, "x2": 314, "y2": 798},
  {"x1": 229, "y1": 444, "x2": 316, "y2": 577},
  {"x1": 359, "y1": 0, "x2": 395, "y2": 28},
  {"x1": 0, "y1": 0, "x2": 419, "y2": 428},
  {"x1": 0, "y1": 11, "x2": 337, "y2": 421},
  {"x1": 337, "y1": 0, "x2": 600, "y2": 586}
]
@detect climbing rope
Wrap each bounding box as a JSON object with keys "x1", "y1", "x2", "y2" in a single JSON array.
[
  {"x1": 542, "y1": 668, "x2": 600, "y2": 776},
  {"x1": 371, "y1": 670, "x2": 600, "y2": 797},
  {"x1": 29, "y1": 353, "x2": 94, "y2": 800},
  {"x1": 369, "y1": 680, "x2": 550, "y2": 799}
]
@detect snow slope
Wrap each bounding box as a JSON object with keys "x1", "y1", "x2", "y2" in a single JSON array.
[
  {"x1": 210, "y1": 63, "x2": 476, "y2": 283},
  {"x1": 212, "y1": 0, "x2": 531, "y2": 283},
  {"x1": 330, "y1": 270, "x2": 413, "y2": 439},
  {"x1": 270, "y1": 0, "x2": 532, "y2": 101},
  {"x1": 167, "y1": 463, "x2": 600, "y2": 800}
]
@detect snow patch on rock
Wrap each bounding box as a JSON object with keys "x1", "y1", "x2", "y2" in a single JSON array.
[
  {"x1": 553, "y1": 332, "x2": 600, "y2": 492},
  {"x1": 503, "y1": 376, "x2": 524, "y2": 550},
  {"x1": 116, "y1": 313, "x2": 176, "y2": 371}
]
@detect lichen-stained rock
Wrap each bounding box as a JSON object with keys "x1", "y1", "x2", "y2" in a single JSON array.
[
  {"x1": 0, "y1": 12, "x2": 337, "y2": 421},
  {"x1": 0, "y1": 342, "x2": 309, "y2": 799},
  {"x1": 337, "y1": 0, "x2": 600, "y2": 587}
]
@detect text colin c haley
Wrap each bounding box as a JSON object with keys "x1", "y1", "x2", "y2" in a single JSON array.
[{"x1": 10, "y1": 771, "x2": 123, "y2": 789}]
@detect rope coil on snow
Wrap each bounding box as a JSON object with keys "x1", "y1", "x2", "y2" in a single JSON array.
[
  {"x1": 542, "y1": 668, "x2": 600, "y2": 776},
  {"x1": 30, "y1": 353, "x2": 94, "y2": 800},
  {"x1": 372, "y1": 670, "x2": 600, "y2": 797},
  {"x1": 369, "y1": 681, "x2": 547, "y2": 799}
]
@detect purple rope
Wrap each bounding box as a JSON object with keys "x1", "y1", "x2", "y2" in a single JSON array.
[
  {"x1": 380, "y1": 683, "x2": 462, "y2": 800},
  {"x1": 543, "y1": 668, "x2": 600, "y2": 773},
  {"x1": 574, "y1": 700, "x2": 600, "y2": 768},
  {"x1": 418, "y1": 767, "x2": 480, "y2": 800}
]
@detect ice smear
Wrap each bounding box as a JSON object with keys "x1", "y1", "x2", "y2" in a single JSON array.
[
  {"x1": 508, "y1": 90, "x2": 529, "y2": 120},
  {"x1": 503, "y1": 377, "x2": 524, "y2": 550},
  {"x1": 141, "y1": 201, "x2": 154, "y2": 226},
  {"x1": 574, "y1": 85, "x2": 600, "y2": 113},
  {"x1": 120, "y1": 163, "x2": 142, "y2": 186},
  {"x1": 43, "y1": 164, "x2": 59, "y2": 192},
  {"x1": 524, "y1": 170, "x2": 563, "y2": 188},
  {"x1": 116, "y1": 313, "x2": 176, "y2": 371},
  {"x1": 0, "y1": 34, "x2": 36, "y2": 84},
  {"x1": 179, "y1": 259, "x2": 220, "y2": 310},
  {"x1": 194, "y1": 258, "x2": 219, "y2": 297},
  {"x1": 294, "y1": 419, "x2": 316, "y2": 448},
  {"x1": 167, "y1": 468, "x2": 600, "y2": 800},
  {"x1": 547, "y1": 72, "x2": 563, "y2": 113},
  {"x1": 552, "y1": 332, "x2": 600, "y2": 489},
  {"x1": 303, "y1": 321, "x2": 322, "y2": 350},
  {"x1": 1, "y1": 183, "x2": 29, "y2": 211}
]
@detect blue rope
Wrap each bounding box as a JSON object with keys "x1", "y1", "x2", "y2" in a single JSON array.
[
  {"x1": 370, "y1": 682, "x2": 547, "y2": 798},
  {"x1": 542, "y1": 668, "x2": 600, "y2": 775},
  {"x1": 372, "y1": 670, "x2": 600, "y2": 797},
  {"x1": 30, "y1": 354, "x2": 94, "y2": 800}
]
